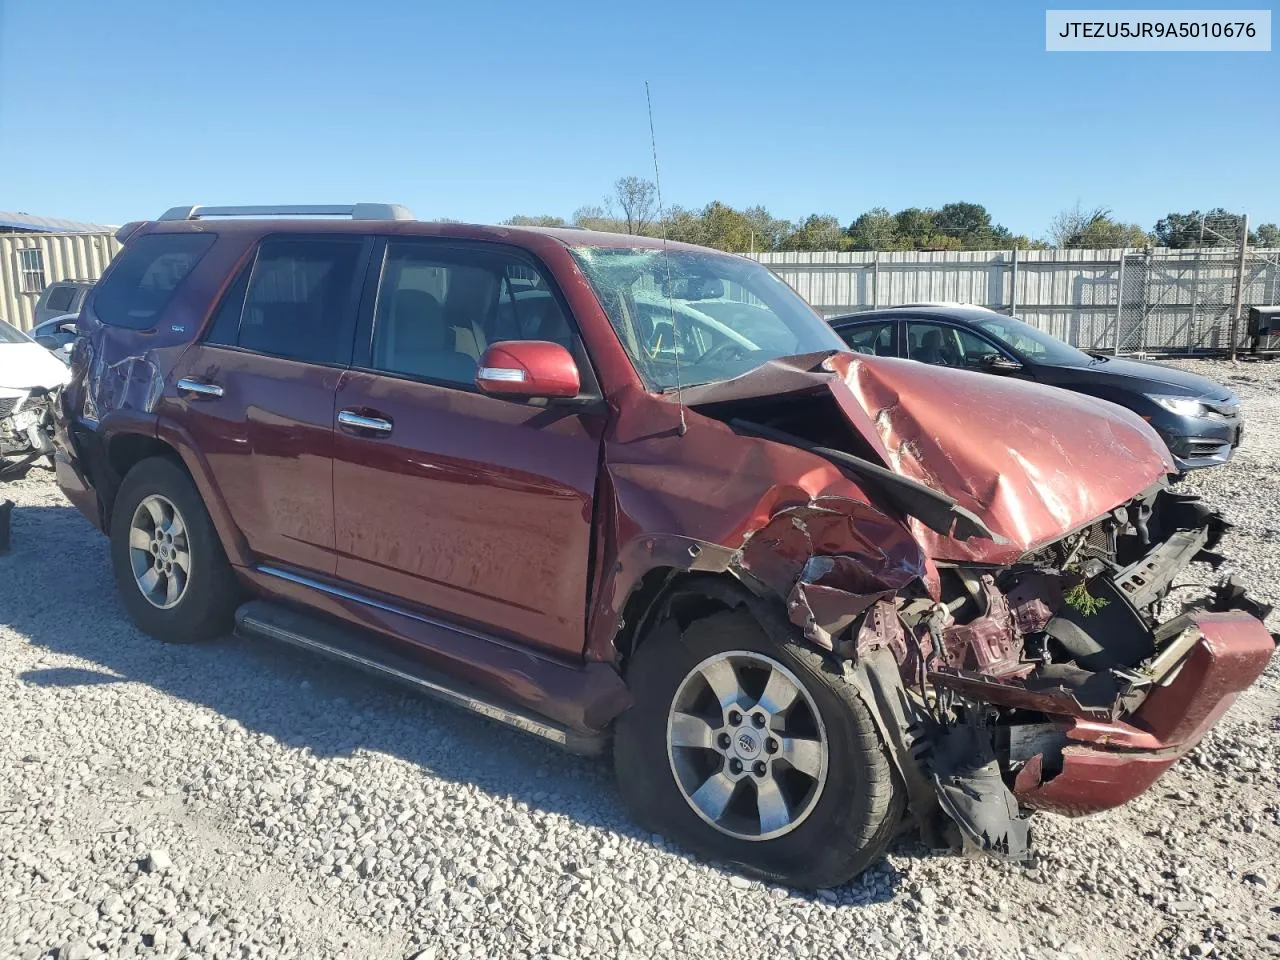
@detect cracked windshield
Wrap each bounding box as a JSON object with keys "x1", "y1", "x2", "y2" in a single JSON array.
[{"x1": 570, "y1": 246, "x2": 844, "y2": 390}]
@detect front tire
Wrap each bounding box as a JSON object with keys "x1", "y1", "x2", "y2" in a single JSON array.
[
  {"x1": 614, "y1": 606, "x2": 904, "y2": 888},
  {"x1": 109, "y1": 457, "x2": 238, "y2": 643}
]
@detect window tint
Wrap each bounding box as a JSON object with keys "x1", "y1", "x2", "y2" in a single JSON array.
[
  {"x1": 371, "y1": 242, "x2": 578, "y2": 387},
  {"x1": 906, "y1": 322, "x2": 1002, "y2": 370},
  {"x1": 93, "y1": 234, "x2": 216, "y2": 329},
  {"x1": 237, "y1": 238, "x2": 364, "y2": 365},
  {"x1": 44, "y1": 285, "x2": 76, "y2": 313},
  {"x1": 839, "y1": 321, "x2": 894, "y2": 356},
  {"x1": 203, "y1": 266, "x2": 252, "y2": 346}
]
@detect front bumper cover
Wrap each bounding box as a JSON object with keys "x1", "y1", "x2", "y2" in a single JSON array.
[{"x1": 1010, "y1": 610, "x2": 1275, "y2": 815}]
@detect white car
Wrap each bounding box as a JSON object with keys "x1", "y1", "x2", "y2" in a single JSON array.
[{"x1": 1, "y1": 317, "x2": 71, "y2": 478}]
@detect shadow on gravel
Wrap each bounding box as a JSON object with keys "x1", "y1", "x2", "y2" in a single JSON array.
[
  {"x1": 0, "y1": 500, "x2": 907, "y2": 904},
  {"x1": 20, "y1": 666, "x2": 123, "y2": 687}
]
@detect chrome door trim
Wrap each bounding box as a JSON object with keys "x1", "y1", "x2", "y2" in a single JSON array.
[{"x1": 337, "y1": 409, "x2": 392, "y2": 433}]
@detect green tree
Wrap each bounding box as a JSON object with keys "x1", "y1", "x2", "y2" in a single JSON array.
[
  {"x1": 1048, "y1": 204, "x2": 1150, "y2": 248},
  {"x1": 572, "y1": 204, "x2": 622, "y2": 232},
  {"x1": 780, "y1": 214, "x2": 844, "y2": 251},
  {"x1": 1154, "y1": 208, "x2": 1245, "y2": 248},
  {"x1": 740, "y1": 206, "x2": 792, "y2": 252},
  {"x1": 893, "y1": 207, "x2": 936, "y2": 246},
  {"x1": 612, "y1": 176, "x2": 658, "y2": 235},
  {"x1": 1251, "y1": 223, "x2": 1280, "y2": 247},
  {"x1": 697, "y1": 202, "x2": 757, "y2": 252},
  {"x1": 845, "y1": 207, "x2": 898, "y2": 250},
  {"x1": 501, "y1": 214, "x2": 567, "y2": 227},
  {"x1": 933, "y1": 201, "x2": 1011, "y2": 248}
]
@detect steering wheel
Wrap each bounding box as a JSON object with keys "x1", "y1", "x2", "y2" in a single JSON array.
[{"x1": 695, "y1": 339, "x2": 751, "y2": 365}]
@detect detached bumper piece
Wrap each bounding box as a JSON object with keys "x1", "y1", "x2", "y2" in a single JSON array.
[
  {"x1": 931, "y1": 609, "x2": 1274, "y2": 820},
  {"x1": 1010, "y1": 611, "x2": 1274, "y2": 814}
]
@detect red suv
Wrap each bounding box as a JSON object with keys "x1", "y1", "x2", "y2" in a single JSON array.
[{"x1": 55, "y1": 204, "x2": 1276, "y2": 888}]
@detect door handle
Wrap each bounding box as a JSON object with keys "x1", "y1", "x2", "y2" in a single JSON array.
[
  {"x1": 337, "y1": 409, "x2": 393, "y2": 435},
  {"x1": 176, "y1": 377, "x2": 224, "y2": 399}
]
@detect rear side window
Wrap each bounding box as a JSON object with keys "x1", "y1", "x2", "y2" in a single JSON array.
[
  {"x1": 44, "y1": 285, "x2": 76, "y2": 313},
  {"x1": 92, "y1": 233, "x2": 216, "y2": 329},
  {"x1": 235, "y1": 237, "x2": 364, "y2": 365}
]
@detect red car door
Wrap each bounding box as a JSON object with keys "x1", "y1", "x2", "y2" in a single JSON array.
[
  {"x1": 330, "y1": 239, "x2": 603, "y2": 658},
  {"x1": 165, "y1": 235, "x2": 370, "y2": 575}
]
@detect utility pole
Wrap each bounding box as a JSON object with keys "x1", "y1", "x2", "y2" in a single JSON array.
[{"x1": 1229, "y1": 214, "x2": 1249, "y2": 361}]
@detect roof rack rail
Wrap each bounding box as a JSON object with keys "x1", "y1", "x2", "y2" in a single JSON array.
[{"x1": 156, "y1": 203, "x2": 414, "y2": 222}]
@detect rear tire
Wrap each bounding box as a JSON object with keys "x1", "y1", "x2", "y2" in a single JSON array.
[
  {"x1": 614, "y1": 606, "x2": 903, "y2": 888},
  {"x1": 109, "y1": 457, "x2": 238, "y2": 643}
]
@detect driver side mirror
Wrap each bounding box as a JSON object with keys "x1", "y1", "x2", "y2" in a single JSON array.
[
  {"x1": 35, "y1": 335, "x2": 60, "y2": 350},
  {"x1": 979, "y1": 354, "x2": 1022, "y2": 372},
  {"x1": 475, "y1": 340, "x2": 581, "y2": 399}
]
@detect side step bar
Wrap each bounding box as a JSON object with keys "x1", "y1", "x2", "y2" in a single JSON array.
[{"x1": 234, "y1": 601, "x2": 608, "y2": 756}]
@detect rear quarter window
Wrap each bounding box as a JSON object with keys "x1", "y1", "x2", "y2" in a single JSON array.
[
  {"x1": 92, "y1": 233, "x2": 216, "y2": 329},
  {"x1": 44, "y1": 285, "x2": 77, "y2": 313}
]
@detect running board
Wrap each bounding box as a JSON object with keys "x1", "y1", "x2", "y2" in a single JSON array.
[{"x1": 234, "y1": 601, "x2": 608, "y2": 756}]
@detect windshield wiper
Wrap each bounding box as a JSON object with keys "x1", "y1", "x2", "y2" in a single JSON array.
[{"x1": 730, "y1": 419, "x2": 1004, "y2": 543}]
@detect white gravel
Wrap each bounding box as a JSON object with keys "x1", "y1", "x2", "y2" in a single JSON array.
[{"x1": 1, "y1": 357, "x2": 1278, "y2": 960}]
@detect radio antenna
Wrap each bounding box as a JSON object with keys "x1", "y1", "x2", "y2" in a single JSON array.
[{"x1": 646, "y1": 80, "x2": 687, "y2": 437}]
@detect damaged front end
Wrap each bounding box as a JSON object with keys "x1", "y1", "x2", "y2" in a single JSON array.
[
  {"x1": 0, "y1": 388, "x2": 58, "y2": 479},
  {"x1": 671, "y1": 353, "x2": 1276, "y2": 866},
  {"x1": 857, "y1": 483, "x2": 1277, "y2": 862}
]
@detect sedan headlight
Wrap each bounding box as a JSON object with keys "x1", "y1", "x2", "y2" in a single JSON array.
[{"x1": 1146, "y1": 394, "x2": 1206, "y2": 417}]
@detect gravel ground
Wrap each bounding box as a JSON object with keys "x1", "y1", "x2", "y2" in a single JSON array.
[{"x1": 1, "y1": 357, "x2": 1278, "y2": 960}]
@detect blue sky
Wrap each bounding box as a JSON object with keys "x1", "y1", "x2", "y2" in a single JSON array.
[{"x1": 1, "y1": 0, "x2": 1276, "y2": 236}]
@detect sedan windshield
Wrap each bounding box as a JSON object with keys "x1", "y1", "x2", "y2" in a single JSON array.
[
  {"x1": 0, "y1": 319, "x2": 30, "y2": 344},
  {"x1": 569, "y1": 246, "x2": 844, "y2": 390},
  {"x1": 975, "y1": 314, "x2": 1093, "y2": 366}
]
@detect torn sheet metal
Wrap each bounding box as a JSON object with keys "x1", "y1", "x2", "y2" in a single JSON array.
[{"x1": 737, "y1": 499, "x2": 926, "y2": 649}]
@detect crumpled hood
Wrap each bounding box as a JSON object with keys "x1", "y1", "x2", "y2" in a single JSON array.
[
  {"x1": 830, "y1": 353, "x2": 1174, "y2": 562},
  {"x1": 682, "y1": 351, "x2": 1174, "y2": 565}
]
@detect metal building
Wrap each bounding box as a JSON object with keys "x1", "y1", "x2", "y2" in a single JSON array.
[{"x1": 0, "y1": 228, "x2": 121, "y2": 331}]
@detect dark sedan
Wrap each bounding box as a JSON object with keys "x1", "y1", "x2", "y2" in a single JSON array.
[{"x1": 830, "y1": 304, "x2": 1242, "y2": 472}]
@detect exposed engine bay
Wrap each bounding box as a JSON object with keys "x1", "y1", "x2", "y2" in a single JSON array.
[
  {"x1": 0, "y1": 389, "x2": 57, "y2": 479},
  {"x1": 851, "y1": 483, "x2": 1276, "y2": 861}
]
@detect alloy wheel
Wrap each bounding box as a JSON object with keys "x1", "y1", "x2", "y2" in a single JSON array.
[
  {"x1": 666, "y1": 650, "x2": 829, "y2": 841},
  {"x1": 128, "y1": 494, "x2": 192, "y2": 610}
]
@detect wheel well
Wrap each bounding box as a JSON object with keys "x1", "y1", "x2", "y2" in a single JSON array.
[
  {"x1": 102, "y1": 433, "x2": 186, "y2": 516},
  {"x1": 616, "y1": 570, "x2": 791, "y2": 671}
]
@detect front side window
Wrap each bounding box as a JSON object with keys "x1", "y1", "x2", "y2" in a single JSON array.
[
  {"x1": 93, "y1": 233, "x2": 216, "y2": 329},
  {"x1": 369, "y1": 242, "x2": 580, "y2": 387},
  {"x1": 838, "y1": 321, "x2": 895, "y2": 356},
  {"x1": 975, "y1": 314, "x2": 1092, "y2": 366},
  {"x1": 906, "y1": 322, "x2": 1003, "y2": 370},
  {"x1": 17, "y1": 248, "x2": 46, "y2": 294},
  {"x1": 236, "y1": 237, "x2": 364, "y2": 365},
  {"x1": 568, "y1": 245, "x2": 842, "y2": 390}
]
